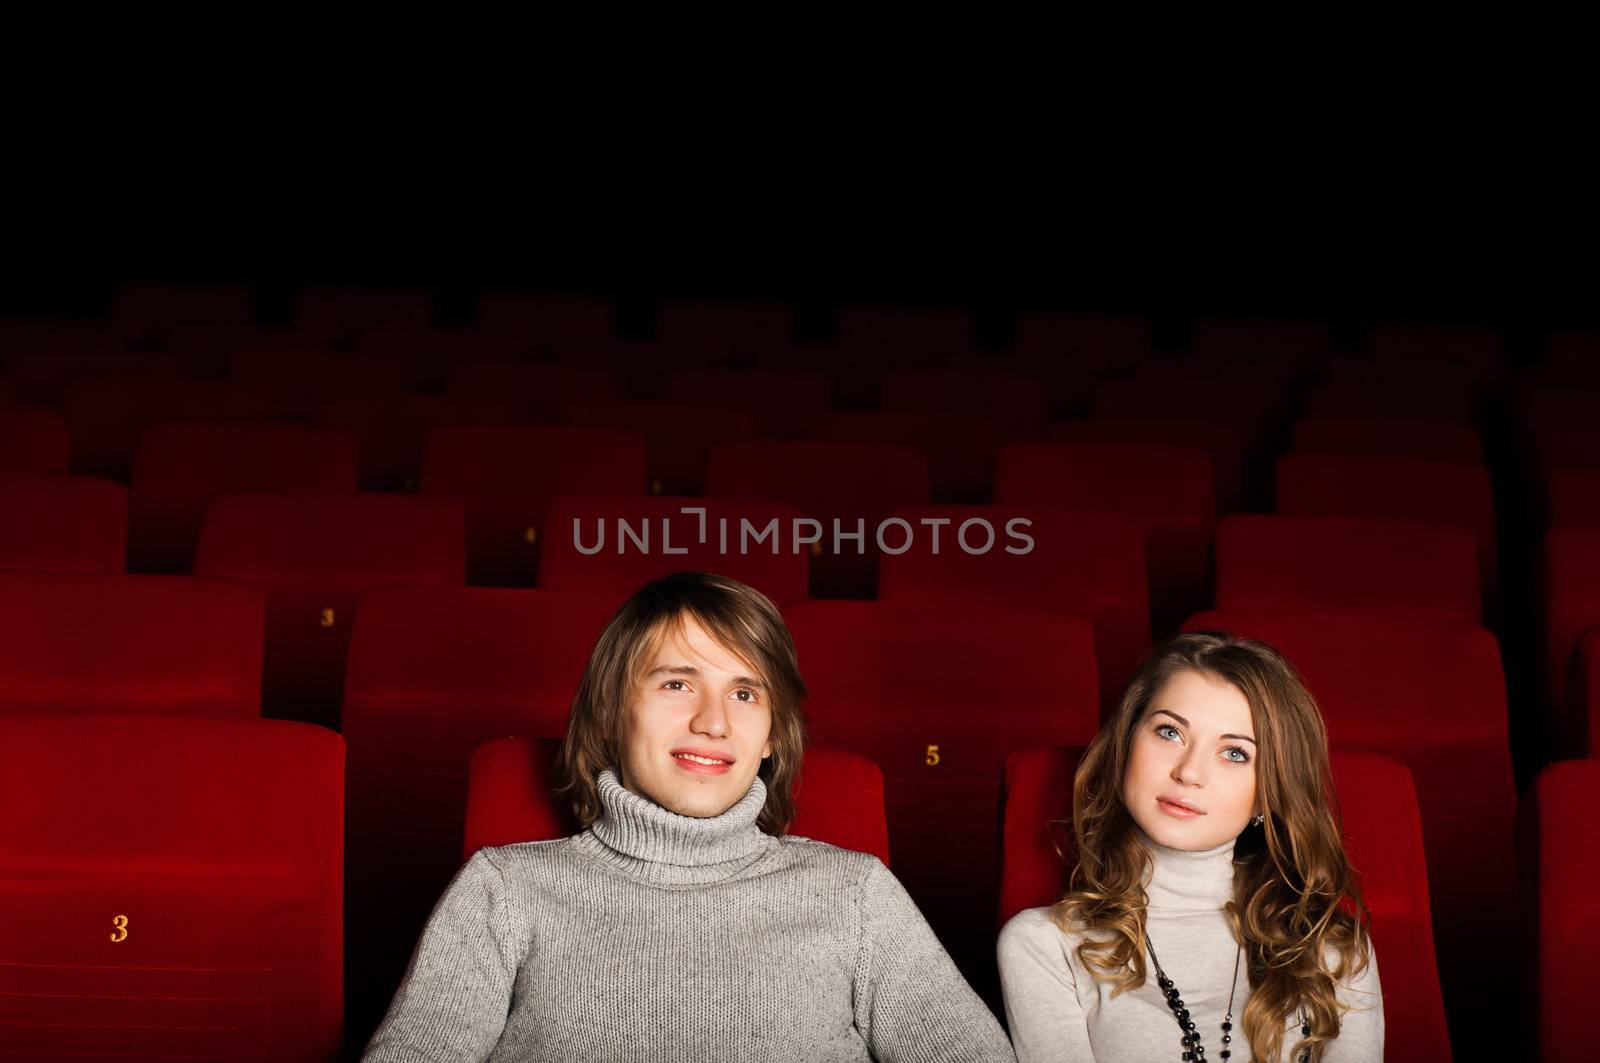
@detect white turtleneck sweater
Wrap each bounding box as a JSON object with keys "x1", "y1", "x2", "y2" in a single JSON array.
[
  {"x1": 997, "y1": 831, "x2": 1383, "y2": 1062},
  {"x1": 362, "y1": 770, "x2": 1015, "y2": 1062}
]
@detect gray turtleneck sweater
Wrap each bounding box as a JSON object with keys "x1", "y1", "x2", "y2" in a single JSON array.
[
  {"x1": 997, "y1": 831, "x2": 1383, "y2": 1062},
  {"x1": 363, "y1": 770, "x2": 1016, "y2": 1062}
]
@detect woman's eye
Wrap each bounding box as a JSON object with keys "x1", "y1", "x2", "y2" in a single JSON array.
[
  {"x1": 1223, "y1": 747, "x2": 1251, "y2": 764},
  {"x1": 1155, "y1": 724, "x2": 1181, "y2": 741}
]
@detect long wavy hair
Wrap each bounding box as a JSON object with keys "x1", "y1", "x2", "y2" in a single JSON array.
[
  {"x1": 1051, "y1": 631, "x2": 1371, "y2": 1063},
  {"x1": 556, "y1": 571, "x2": 808, "y2": 835}
]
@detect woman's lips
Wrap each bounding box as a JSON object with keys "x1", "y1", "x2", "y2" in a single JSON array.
[{"x1": 1157, "y1": 797, "x2": 1204, "y2": 819}]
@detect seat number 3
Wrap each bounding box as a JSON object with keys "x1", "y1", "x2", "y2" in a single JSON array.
[{"x1": 110, "y1": 915, "x2": 128, "y2": 943}]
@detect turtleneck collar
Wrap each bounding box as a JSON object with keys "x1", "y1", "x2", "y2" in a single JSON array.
[
  {"x1": 574, "y1": 769, "x2": 778, "y2": 887},
  {"x1": 1136, "y1": 826, "x2": 1239, "y2": 912}
]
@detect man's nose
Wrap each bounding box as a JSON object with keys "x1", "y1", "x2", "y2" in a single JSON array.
[{"x1": 690, "y1": 693, "x2": 730, "y2": 738}]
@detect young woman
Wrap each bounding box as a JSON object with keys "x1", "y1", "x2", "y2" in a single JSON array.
[
  {"x1": 998, "y1": 631, "x2": 1383, "y2": 1062},
  {"x1": 363, "y1": 571, "x2": 1014, "y2": 1062}
]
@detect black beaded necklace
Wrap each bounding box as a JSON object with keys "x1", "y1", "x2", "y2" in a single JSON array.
[{"x1": 1145, "y1": 934, "x2": 1313, "y2": 1062}]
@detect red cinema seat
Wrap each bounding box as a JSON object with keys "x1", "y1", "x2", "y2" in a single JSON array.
[
  {"x1": 445, "y1": 361, "x2": 615, "y2": 425},
  {"x1": 419, "y1": 425, "x2": 647, "y2": 586},
  {"x1": 113, "y1": 282, "x2": 256, "y2": 334},
  {"x1": 1303, "y1": 373, "x2": 1477, "y2": 423},
  {"x1": 879, "y1": 505, "x2": 1149, "y2": 709},
  {"x1": 1292, "y1": 416, "x2": 1484, "y2": 464},
  {"x1": 0, "y1": 570, "x2": 261, "y2": 718},
  {"x1": 1524, "y1": 414, "x2": 1600, "y2": 482},
  {"x1": 341, "y1": 585, "x2": 620, "y2": 1041},
  {"x1": 1274, "y1": 453, "x2": 1498, "y2": 610},
  {"x1": 1185, "y1": 607, "x2": 1509, "y2": 1050},
  {"x1": 1541, "y1": 526, "x2": 1600, "y2": 757},
  {"x1": 706, "y1": 441, "x2": 930, "y2": 598},
  {"x1": 1012, "y1": 314, "x2": 1149, "y2": 369},
  {"x1": 129, "y1": 422, "x2": 359, "y2": 573},
  {"x1": 1572, "y1": 630, "x2": 1600, "y2": 757},
  {"x1": 0, "y1": 376, "x2": 10, "y2": 405},
  {"x1": 0, "y1": 407, "x2": 69, "y2": 474},
  {"x1": 1216, "y1": 514, "x2": 1481, "y2": 623},
  {"x1": 996, "y1": 441, "x2": 1215, "y2": 632},
  {"x1": 1189, "y1": 318, "x2": 1333, "y2": 367},
  {"x1": 1521, "y1": 759, "x2": 1600, "y2": 1062},
  {"x1": 230, "y1": 349, "x2": 415, "y2": 420},
  {"x1": 65, "y1": 379, "x2": 268, "y2": 480},
  {"x1": 474, "y1": 294, "x2": 617, "y2": 357},
  {"x1": 1369, "y1": 324, "x2": 1504, "y2": 373},
  {"x1": 654, "y1": 299, "x2": 796, "y2": 359},
  {"x1": 786, "y1": 600, "x2": 1097, "y2": 976},
  {"x1": 565, "y1": 398, "x2": 760, "y2": 496},
  {"x1": 318, "y1": 395, "x2": 514, "y2": 492},
  {"x1": 665, "y1": 369, "x2": 833, "y2": 440},
  {"x1": 0, "y1": 715, "x2": 343, "y2": 1061},
  {"x1": 1091, "y1": 376, "x2": 1285, "y2": 457},
  {"x1": 292, "y1": 287, "x2": 434, "y2": 342},
  {"x1": 4, "y1": 351, "x2": 181, "y2": 407},
  {"x1": 539, "y1": 496, "x2": 809, "y2": 607},
  {"x1": 882, "y1": 369, "x2": 1052, "y2": 440},
  {"x1": 462, "y1": 737, "x2": 890, "y2": 867},
  {"x1": 194, "y1": 492, "x2": 466, "y2": 727},
  {"x1": 0, "y1": 472, "x2": 128, "y2": 574},
  {"x1": 1052, "y1": 418, "x2": 1248, "y2": 512},
  {"x1": 836, "y1": 306, "x2": 975, "y2": 360},
  {"x1": 1000, "y1": 747, "x2": 1450, "y2": 1062},
  {"x1": 823, "y1": 411, "x2": 999, "y2": 504},
  {"x1": 1546, "y1": 469, "x2": 1600, "y2": 529}
]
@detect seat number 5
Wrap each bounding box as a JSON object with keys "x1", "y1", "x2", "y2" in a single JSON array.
[{"x1": 925, "y1": 744, "x2": 941, "y2": 766}]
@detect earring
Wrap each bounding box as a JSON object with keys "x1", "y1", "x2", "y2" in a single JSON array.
[{"x1": 1251, "y1": 813, "x2": 1265, "y2": 827}]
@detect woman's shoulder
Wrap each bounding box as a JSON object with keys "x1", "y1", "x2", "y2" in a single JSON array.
[{"x1": 999, "y1": 905, "x2": 1074, "y2": 957}]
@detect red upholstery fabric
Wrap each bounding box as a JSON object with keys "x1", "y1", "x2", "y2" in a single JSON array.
[
  {"x1": 64, "y1": 379, "x2": 267, "y2": 479},
  {"x1": 341, "y1": 585, "x2": 621, "y2": 1038},
  {"x1": 665, "y1": 369, "x2": 832, "y2": 440},
  {"x1": 706, "y1": 441, "x2": 931, "y2": 598},
  {"x1": 474, "y1": 294, "x2": 617, "y2": 356},
  {"x1": 882, "y1": 369, "x2": 1052, "y2": 439},
  {"x1": 1091, "y1": 375, "x2": 1286, "y2": 456},
  {"x1": 1541, "y1": 526, "x2": 1600, "y2": 757},
  {"x1": 0, "y1": 408, "x2": 70, "y2": 474},
  {"x1": 1292, "y1": 416, "x2": 1484, "y2": 463},
  {"x1": 822, "y1": 411, "x2": 999, "y2": 505},
  {"x1": 462, "y1": 737, "x2": 891, "y2": 867},
  {"x1": 565, "y1": 398, "x2": 760, "y2": 496},
  {"x1": 879, "y1": 505, "x2": 1149, "y2": 709},
  {"x1": 1190, "y1": 318, "x2": 1333, "y2": 365},
  {"x1": 653, "y1": 300, "x2": 795, "y2": 358},
  {"x1": 0, "y1": 570, "x2": 261, "y2": 718},
  {"x1": 445, "y1": 362, "x2": 615, "y2": 425},
  {"x1": 194, "y1": 492, "x2": 465, "y2": 726},
  {"x1": 129, "y1": 422, "x2": 360, "y2": 573},
  {"x1": 0, "y1": 472, "x2": 128, "y2": 574},
  {"x1": 1012, "y1": 314, "x2": 1148, "y2": 370},
  {"x1": 0, "y1": 715, "x2": 343, "y2": 1061},
  {"x1": 996, "y1": 441, "x2": 1215, "y2": 631},
  {"x1": 318, "y1": 394, "x2": 513, "y2": 491},
  {"x1": 1368, "y1": 325, "x2": 1504, "y2": 373},
  {"x1": 1521, "y1": 759, "x2": 1600, "y2": 1062},
  {"x1": 1572, "y1": 630, "x2": 1600, "y2": 757},
  {"x1": 1303, "y1": 380, "x2": 1475, "y2": 422},
  {"x1": 113, "y1": 282, "x2": 255, "y2": 334},
  {"x1": 835, "y1": 307, "x2": 975, "y2": 358},
  {"x1": 419, "y1": 425, "x2": 647, "y2": 586},
  {"x1": 1545, "y1": 469, "x2": 1600, "y2": 529},
  {"x1": 5, "y1": 352, "x2": 180, "y2": 407},
  {"x1": 539, "y1": 495, "x2": 810, "y2": 607},
  {"x1": 292, "y1": 287, "x2": 435, "y2": 340},
  {"x1": 1274, "y1": 453, "x2": 1498, "y2": 607},
  {"x1": 1000, "y1": 746, "x2": 1450, "y2": 1062},
  {"x1": 785, "y1": 598, "x2": 1097, "y2": 981},
  {"x1": 1053, "y1": 418, "x2": 1248, "y2": 511},
  {"x1": 1216, "y1": 514, "x2": 1481, "y2": 623},
  {"x1": 230, "y1": 350, "x2": 415, "y2": 420}
]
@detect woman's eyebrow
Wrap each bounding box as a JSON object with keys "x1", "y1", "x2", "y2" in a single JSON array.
[{"x1": 1150, "y1": 708, "x2": 1256, "y2": 745}]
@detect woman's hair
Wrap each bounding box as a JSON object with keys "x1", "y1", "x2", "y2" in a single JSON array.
[
  {"x1": 556, "y1": 571, "x2": 808, "y2": 835},
  {"x1": 1051, "y1": 631, "x2": 1371, "y2": 1063}
]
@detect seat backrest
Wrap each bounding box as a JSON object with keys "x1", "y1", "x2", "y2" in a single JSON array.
[
  {"x1": 0, "y1": 715, "x2": 343, "y2": 1061},
  {"x1": 0, "y1": 407, "x2": 70, "y2": 475},
  {"x1": 0, "y1": 472, "x2": 128, "y2": 574}
]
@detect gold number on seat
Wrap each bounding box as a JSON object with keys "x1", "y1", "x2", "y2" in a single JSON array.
[
  {"x1": 524, "y1": 526, "x2": 538, "y2": 544},
  {"x1": 110, "y1": 914, "x2": 128, "y2": 943},
  {"x1": 925, "y1": 744, "x2": 941, "y2": 766},
  {"x1": 320, "y1": 607, "x2": 336, "y2": 628}
]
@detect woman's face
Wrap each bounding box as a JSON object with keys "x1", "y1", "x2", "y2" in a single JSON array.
[{"x1": 1121, "y1": 669, "x2": 1259, "y2": 851}]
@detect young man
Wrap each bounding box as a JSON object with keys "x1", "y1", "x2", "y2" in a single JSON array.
[{"x1": 363, "y1": 571, "x2": 1015, "y2": 1062}]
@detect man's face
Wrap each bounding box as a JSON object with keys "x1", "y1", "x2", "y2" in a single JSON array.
[{"x1": 618, "y1": 616, "x2": 774, "y2": 818}]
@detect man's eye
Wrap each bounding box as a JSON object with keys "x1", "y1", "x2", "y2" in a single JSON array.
[
  {"x1": 663, "y1": 679, "x2": 689, "y2": 691},
  {"x1": 732, "y1": 688, "x2": 759, "y2": 703}
]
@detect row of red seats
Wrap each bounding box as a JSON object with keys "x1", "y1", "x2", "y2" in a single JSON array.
[{"x1": 10, "y1": 709, "x2": 1591, "y2": 1062}]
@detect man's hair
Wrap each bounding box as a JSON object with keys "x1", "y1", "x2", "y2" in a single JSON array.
[{"x1": 555, "y1": 571, "x2": 808, "y2": 834}]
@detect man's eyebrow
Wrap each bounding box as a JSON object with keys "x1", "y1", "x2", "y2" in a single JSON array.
[
  {"x1": 643, "y1": 665, "x2": 766, "y2": 689},
  {"x1": 1149, "y1": 708, "x2": 1256, "y2": 745}
]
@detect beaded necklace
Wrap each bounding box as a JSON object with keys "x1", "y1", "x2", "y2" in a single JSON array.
[{"x1": 1145, "y1": 934, "x2": 1312, "y2": 1062}]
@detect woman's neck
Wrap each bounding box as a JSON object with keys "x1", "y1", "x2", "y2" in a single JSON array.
[{"x1": 1135, "y1": 826, "x2": 1239, "y2": 911}]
